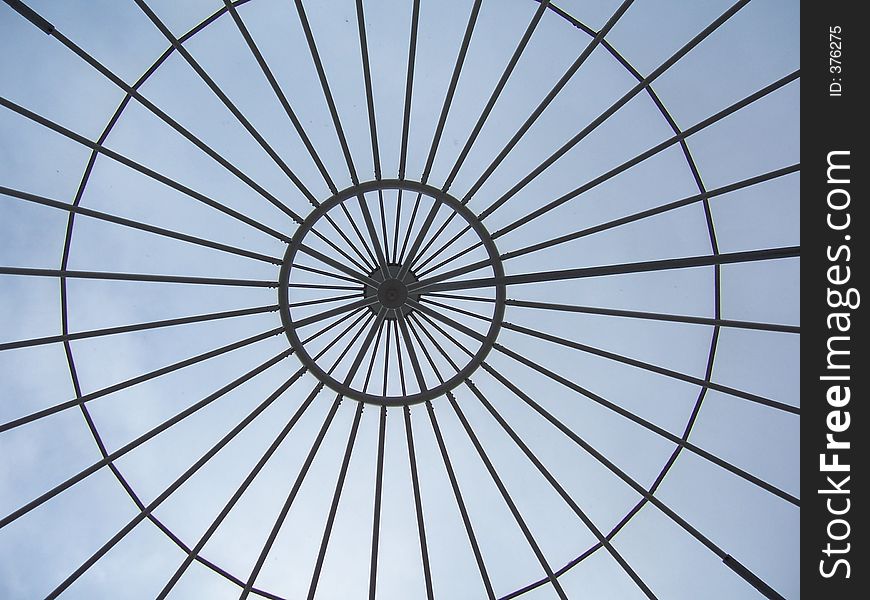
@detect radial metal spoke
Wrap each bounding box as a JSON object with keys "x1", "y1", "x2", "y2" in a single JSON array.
[
  {"x1": 355, "y1": 0, "x2": 381, "y2": 180},
  {"x1": 410, "y1": 197, "x2": 495, "y2": 279},
  {"x1": 0, "y1": 185, "x2": 282, "y2": 264},
  {"x1": 357, "y1": 194, "x2": 392, "y2": 278},
  {"x1": 498, "y1": 318, "x2": 799, "y2": 417},
  {"x1": 405, "y1": 317, "x2": 447, "y2": 384},
  {"x1": 377, "y1": 193, "x2": 393, "y2": 265},
  {"x1": 407, "y1": 0, "x2": 561, "y2": 270},
  {"x1": 133, "y1": 0, "x2": 318, "y2": 207},
  {"x1": 409, "y1": 209, "x2": 464, "y2": 273},
  {"x1": 362, "y1": 321, "x2": 387, "y2": 393},
  {"x1": 306, "y1": 317, "x2": 389, "y2": 600},
  {"x1": 425, "y1": 294, "x2": 798, "y2": 417},
  {"x1": 410, "y1": 246, "x2": 801, "y2": 295},
  {"x1": 304, "y1": 309, "x2": 370, "y2": 353},
  {"x1": 314, "y1": 313, "x2": 379, "y2": 371},
  {"x1": 422, "y1": 0, "x2": 482, "y2": 184},
  {"x1": 406, "y1": 298, "x2": 486, "y2": 346},
  {"x1": 290, "y1": 295, "x2": 378, "y2": 330},
  {"x1": 490, "y1": 345, "x2": 800, "y2": 505},
  {"x1": 412, "y1": 301, "x2": 798, "y2": 505},
  {"x1": 342, "y1": 307, "x2": 390, "y2": 387},
  {"x1": 239, "y1": 394, "x2": 343, "y2": 599},
  {"x1": 396, "y1": 311, "x2": 428, "y2": 392},
  {"x1": 291, "y1": 263, "x2": 365, "y2": 286},
  {"x1": 241, "y1": 308, "x2": 378, "y2": 597},
  {"x1": 398, "y1": 0, "x2": 421, "y2": 182},
  {"x1": 157, "y1": 381, "x2": 325, "y2": 599},
  {"x1": 393, "y1": 190, "x2": 404, "y2": 265},
  {"x1": 310, "y1": 224, "x2": 378, "y2": 275},
  {"x1": 462, "y1": 0, "x2": 635, "y2": 203},
  {"x1": 416, "y1": 231, "x2": 480, "y2": 280},
  {"x1": 418, "y1": 298, "x2": 489, "y2": 337},
  {"x1": 426, "y1": 400, "x2": 495, "y2": 600},
  {"x1": 312, "y1": 193, "x2": 382, "y2": 276},
  {"x1": 0, "y1": 304, "x2": 278, "y2": 353},
  {"x1": 413, "y1": 310, "x2": 480, "y2": 362},
  {"x1": 0, "y1": 327, "x2": 282, "y2": 436},
  {"x1": 397, "y1": 192, "x2": 424, "y2": 266},
  {"x1": 290, "y1": 0, "x2": 386, "y2": 269},
  {"x1": 448, "y1": 393, "x2": 568, "y2": 600},
  {"x1": 398, "y1": 197, "x2": 441, "y2": 281},
  {"x1": 405, "y1": 325, "x2": 566, "y2": 598},
  {"x1": 97, "y1": 496, "x2": 268, "y2": 598},
  {"x1": 393, "y1": 317, "x2": 408, "y2": 395},
  {"x1": 486, "y1": 69, "x2": 800, "y2": 232},
  {"x1": 403, "y1": 405, "x2": 435, "y2": 599},
  {"x1": 397, "y1": 0, "x2": 483, "y2": 277},
  {"x1": 442, "y1": 0, "x2": 550, "y2": 191},
  {"x1": 286, "y1": 283, "x2": 362, "y2": 291},
  {"x1": 497, "y1": 164, "x2": 799, "y2": 265},
  {"x1": 0, "y1": 95, "x2": 293, "y2": 243},
  {"x1": 3, "y1": 0, "x2": 54, "y2": 33},
  {"x1": 5, "y1": 5, "x2": 307, "y2": 223},
  {"x1": 341, "y1": 199, "x2": 383, "y2": 270},
  {"x1": 305, "y1": 400, "x2": 365, "y2": 600},
  {"x1": 422, "y1": 156, "x2": 799, "y2": 285},
  {"x1": 431, "y1": 292, "x2": 799, "y2": 334},
  {"x1": 463, "y1": 379, "x2": 658, "y2": 600},
  {"x1": 427, "y1": 294, "x2": 494, "y2": 324},
  {"x1": 10, "y1": 329, "x2": 275, "y2": 444},
  {"x1": 382, "y1": 317, "x2": 393, "y2": 396},
  {"x1": 293, "y1": 0, "x2": 358, "y2": 183},
  {"x1": 45, "y1": 366, "x2": 308, "y2": 599},
  {"x1": 321, "y1": 201, "x2": 382, "y2": 274},
  {"x1": 222, "y1": 0, "x2": 337, "y2": 193},
  {"x1": 411, "y1": 315, "x2": 566, "y2": 592},
  {"x1": 354, "y1": 0, "x2": 392, "y2": 269},
  {"x1": 296, "y1": 243, "x2": 380, "y2": 288},
  {"x1": 426, "y1": 292, "x2": 493, "y2": 304},
  {"x1": 421, "y1": 67, "x2": 798, "y2": 284},
  {"x1": 336, "y1": 217, "x2": 382, "y2": 272},
  {"x1": 307, "y1": 401, "x2": 366, "y2": 600},
  {"x1": 0, "y1": 348, "x2": 294, "y2": 531},
  {"x1": 298, "y1": 312, "x2": 376, "y2": 400},
  {"x1": 474, "y1": 0, "x2": 751, "y2": 218},
  {"x1": 409, "y1": 313, "x2": 462, "y2": 373},
  {"x1": 368, "y1": 404, "x2": 387, "y2": 599},
  {"x1": 504, "y1": 298, "x2": 799, "y2": 334},
  {"x1": 0, "y1": 265, "x2": 278, "y2": 287},
  {"x1": 413, "y1": 221, "x2": 474, "y2": 277},
  {"x1": 480, "y1": 362, "x2": 787, "y2": 600}
]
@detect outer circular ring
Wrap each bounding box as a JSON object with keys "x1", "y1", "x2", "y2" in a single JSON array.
[
  {"x1": 279, "y1": 179, "x2": 506, "y2": 406},
  {"x1": 54, "y1": 1, "x2": 732, "y2": 594}
]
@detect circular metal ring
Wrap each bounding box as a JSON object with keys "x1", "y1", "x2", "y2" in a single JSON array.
[{"x1": 279, "y1": 179, "x2": 506, "y2": 406}]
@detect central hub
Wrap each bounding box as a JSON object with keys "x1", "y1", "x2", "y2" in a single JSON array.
[
  {"x1": 378, "y1": 279, "x2": 406, "y2": 308},
  {"x1": 365, "y1": 264, "x2": 419, "y2": 319}
]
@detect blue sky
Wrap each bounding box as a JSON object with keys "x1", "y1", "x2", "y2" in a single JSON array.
[{"x1": 1, "y1": 0, "x2": 799, "y2": 598}]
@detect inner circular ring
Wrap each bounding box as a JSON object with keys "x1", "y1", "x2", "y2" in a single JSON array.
[{"x1": 278, "y1": 180, "x2": 506, "y2": 406}]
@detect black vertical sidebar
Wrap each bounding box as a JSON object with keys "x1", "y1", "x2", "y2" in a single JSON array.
[{"x1": 801, "y1": 1, "x2": 866, "y2": 598}]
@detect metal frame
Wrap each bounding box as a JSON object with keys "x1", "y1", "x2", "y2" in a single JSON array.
[{"x1": 0, "y1": 0, "x2": 799, "y2": 598}]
